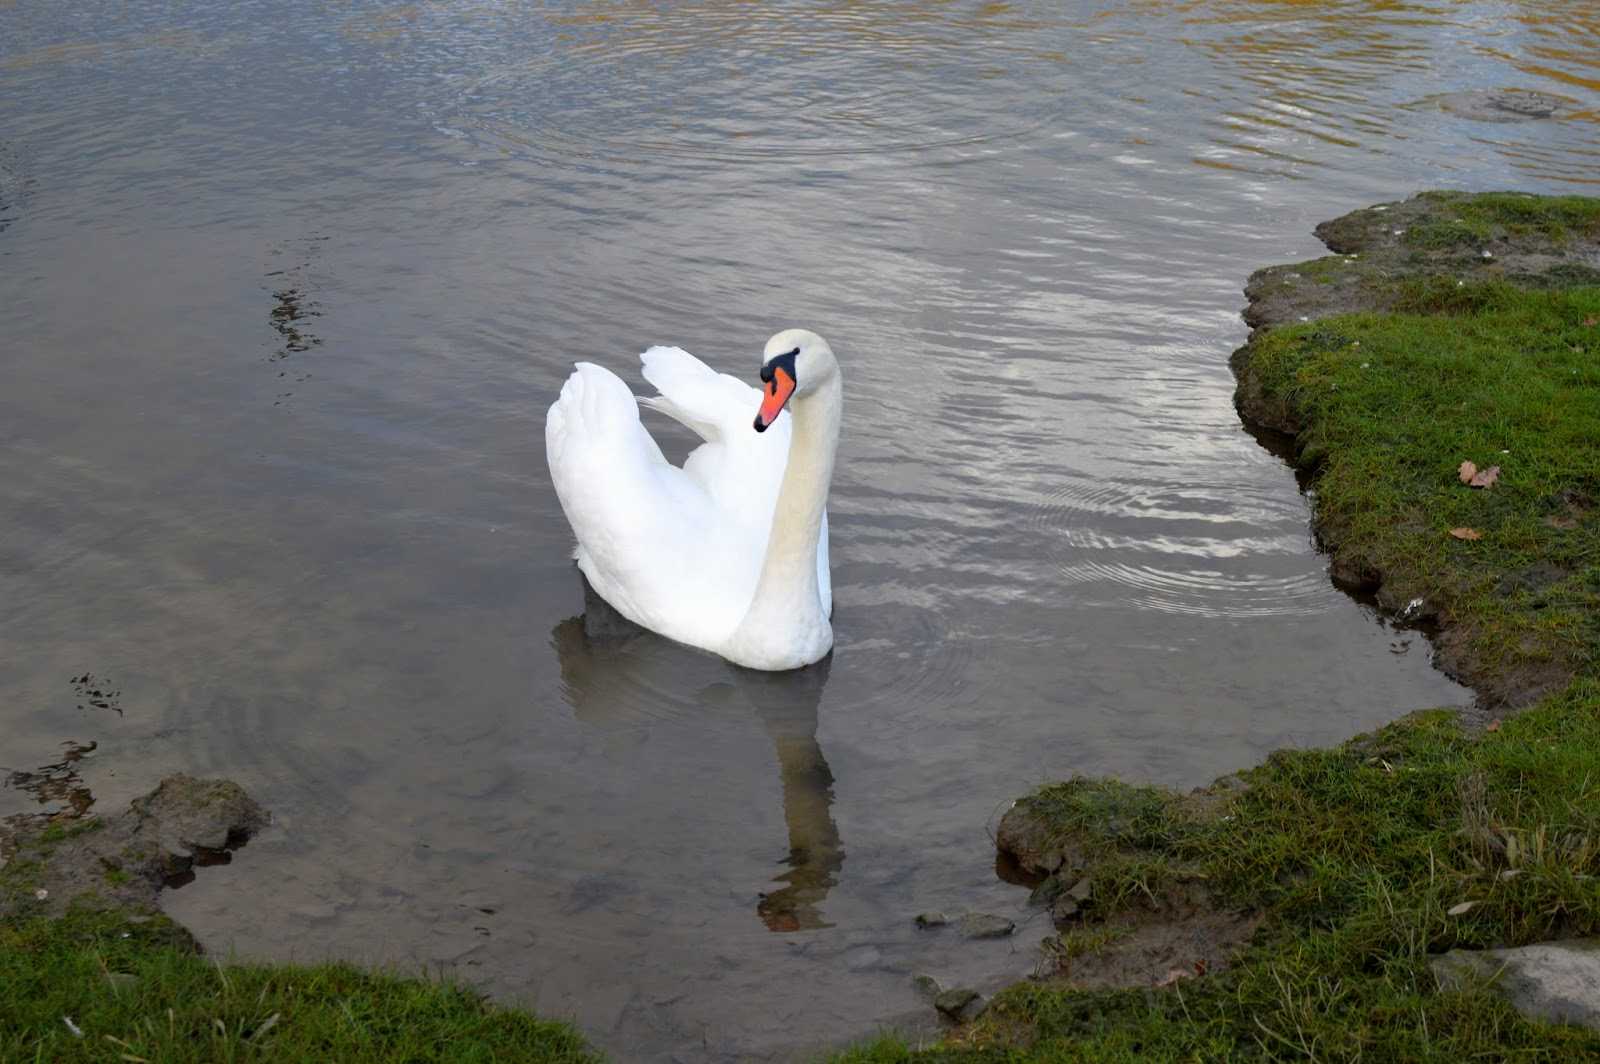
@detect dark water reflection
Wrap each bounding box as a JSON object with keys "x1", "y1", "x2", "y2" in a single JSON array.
[
  {"x1": 556, "y1": 579, "x2": 843, "y2": 934},
  {"x1": 3, "y1": 0, "x2": 1597, "y2": 1058}
]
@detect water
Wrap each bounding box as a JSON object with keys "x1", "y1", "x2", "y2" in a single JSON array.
[{"x1": 2, "y1": 1, "x2": 1595, "y2": 1058}]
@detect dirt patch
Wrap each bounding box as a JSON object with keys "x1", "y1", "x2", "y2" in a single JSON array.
[
  {"x1": 1, "y1": 774, "x2": 268, "y2": 922},
  {"x1": 1044, "y1": 897, "x2": 1261, "y2": 992},
  {"x1": 994, "y1": 786, "x2": 1260, "y2": 995}
]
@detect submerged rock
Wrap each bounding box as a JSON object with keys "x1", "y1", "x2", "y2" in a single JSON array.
[
  {"x1": 1432, "y1": 940, "x2": 1600, "y2": 1031},
  {"x1": 914, "y1": 910, "x2": 949, "y2": 929},
  {"x1": 1427, "y1": 89, "x2": 1569, "y2": 122},
  {"x1": 959, "y1": 913, "x2": 1016, "y2": 939}
]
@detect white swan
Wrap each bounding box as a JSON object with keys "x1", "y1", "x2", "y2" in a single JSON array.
[{"x1": 545, "y1": 329, "x2": 842, "y2": 671}]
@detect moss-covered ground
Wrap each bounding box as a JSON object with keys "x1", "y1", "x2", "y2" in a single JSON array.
[
  {"x1": 0, "y1": 906, "x2": 596, "y2": 1062},
  {"x1": 838, "y1": 193, "x2": 1600, "y2": 1060}
]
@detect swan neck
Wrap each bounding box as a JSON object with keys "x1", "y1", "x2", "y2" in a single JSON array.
[{"x1": 749, "y1": 376, "x2": 840, "y2": 617}]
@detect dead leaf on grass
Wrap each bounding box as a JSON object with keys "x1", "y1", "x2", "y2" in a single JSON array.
[
  {"x1": 1447, "y1": 901, "x2": 1479, "y2": 916},
  {"x1": 1450, "y1": 527, "x2": 1483, "y2": 541},
  {"x1": 1485, "y1": 719, "x2": 1501, "y2": 733},
  {"x1": 1469, "y1": 465, "x2": 1500, "y2": 489},
  {"x1": 1459, "y1": 460, "x2": 1477, "y2": 484},
  {"x1": 1155, "y1": 968, "x2": 1192, "y2": 988}
]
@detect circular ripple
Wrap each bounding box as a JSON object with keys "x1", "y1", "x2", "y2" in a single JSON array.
[
  {"x1": 1029, "y1": 474, "x2": 1334, "y2": 619},
  {"x1": 828, "y1": 590, "x2": 975, "y2": 713},
  {"x1": 435, "y1": 5, "x2": 1066, "y2": 166}
]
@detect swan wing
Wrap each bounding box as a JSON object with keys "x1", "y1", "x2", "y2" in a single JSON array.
[
  {"x1": 546, "y1": 362, "x2": 756, "y2": 646},
  {"x1": 638, "y1": 346, "x2": 831, "y2": 615}
]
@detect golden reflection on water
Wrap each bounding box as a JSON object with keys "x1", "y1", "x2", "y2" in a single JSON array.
[{"x1": 4, "y1": 0, "x2": 1596, "y2": 180}]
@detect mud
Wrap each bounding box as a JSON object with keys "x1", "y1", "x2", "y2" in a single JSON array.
[{"x1": 994, "y1": 787, "x2": 1261, "y2": 994}]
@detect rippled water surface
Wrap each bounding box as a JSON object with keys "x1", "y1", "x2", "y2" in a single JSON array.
[{"x1": 4, "y1": 1, "x2": 1597, "y2": 1058}]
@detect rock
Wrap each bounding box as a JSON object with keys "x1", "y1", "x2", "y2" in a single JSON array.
[
  {"x1": 129, "y1": 775, "x2": 268, "y2": 855},
  {"x1": 1053, "y1": 877, "x2": 1093, "y2": 922},
  {"x1": 1432, "y1": 940, "x2": 1600, "y2": 1030},
  {"x1": 914, "y1": 911, "x2": 948, "y2": 929},
  {"x1": 911, "y1": 973, "x2": 943, "y2": 999},
  {"x1": 933, "y1": 987, "x2": 982, "y2": 1020},
  {"x1": 1028, "y1": 876, "x2": 1063, "y2": 908},
  {"x1": 995, "y1": 800, "x2": 1065, "y2": 876},
  {"x1": 960, "y1": 913, "x2": 1015, "y2": 940}
]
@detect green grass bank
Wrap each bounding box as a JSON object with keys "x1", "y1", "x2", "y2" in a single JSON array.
[
  {"x1": 842, "y1": 192, "x2": 1600, "y2": 1061},
  {"x1": 0, "y1": 908, "x2": 596, "y2": 1063},
  {"x1": 0, "y1": 784, "x2": 597, "y2": 1062}
]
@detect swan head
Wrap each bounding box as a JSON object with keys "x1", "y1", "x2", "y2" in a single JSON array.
[{"x1": 753, "y1": 329, "x2": 837, "y2": 433}]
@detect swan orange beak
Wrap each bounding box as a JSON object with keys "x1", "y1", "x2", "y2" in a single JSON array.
[{"x1": 753, "y1": 365, "x2": 796, "y2": 433}]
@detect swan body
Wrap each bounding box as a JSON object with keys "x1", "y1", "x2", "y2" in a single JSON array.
[{"x1": 546, "y1": 329, "x2": 842, "y2": 670}]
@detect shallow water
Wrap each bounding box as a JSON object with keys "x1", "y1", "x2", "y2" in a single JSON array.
[{"x1": 3, "y1": 0, "x2": 1596, "y2": 1058}]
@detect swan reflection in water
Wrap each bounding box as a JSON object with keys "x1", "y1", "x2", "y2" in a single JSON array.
[{"x1": 551, "y1": 576, "x2": 843, "y2": 932}]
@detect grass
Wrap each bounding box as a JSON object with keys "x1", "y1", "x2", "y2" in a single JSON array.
[
  {"x1": 1246, "y1": 282, "x2": 1600, "y2": 688},
  {"x1": 839, "y1": 687, "x2": 1600, "y2": 1062},
  {"x1": 1402, "y1": 191, "x2": 1600, "y2": 250},
  {"x1": 0, "y1": 907, "x2": 597, "y2": 1063},
  {"x1": 836, "y1": 202, "x2": 1600, "y2": 1060}
]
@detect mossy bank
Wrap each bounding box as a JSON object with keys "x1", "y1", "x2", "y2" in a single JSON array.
[
  {"x1": 0, "y1": 778, "x2": 596, "y2": 1062},
  {"x1": 844, "y1": 192, "x2": 1600, "y2": 1061}
]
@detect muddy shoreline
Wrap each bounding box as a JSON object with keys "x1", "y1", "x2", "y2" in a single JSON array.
[{"x1": 1, "y1": 774, "x2": 267, "y2": 926}]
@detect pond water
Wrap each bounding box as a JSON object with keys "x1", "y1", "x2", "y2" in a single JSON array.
[{"x1": 3, "y1": 1, "x2": 1596, "y2": 1058}]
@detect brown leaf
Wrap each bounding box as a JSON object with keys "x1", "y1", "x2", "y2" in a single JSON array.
[
  {"x1": 1485, "y1": 719, "x2": 1501, "y2": 733},
  {"x1": 1469, "y1": 465, "x2": 1500, "y2": 489},
  {"x1": 1458, "y1": 460, "x2": 1477, "y2": 484},
  {"x1": 1155, "y1": 968, "x2": 1192, "y2": 988},
  {"x1": 1450, "y1": 527, "x2": 1483, "y2": 541}
]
